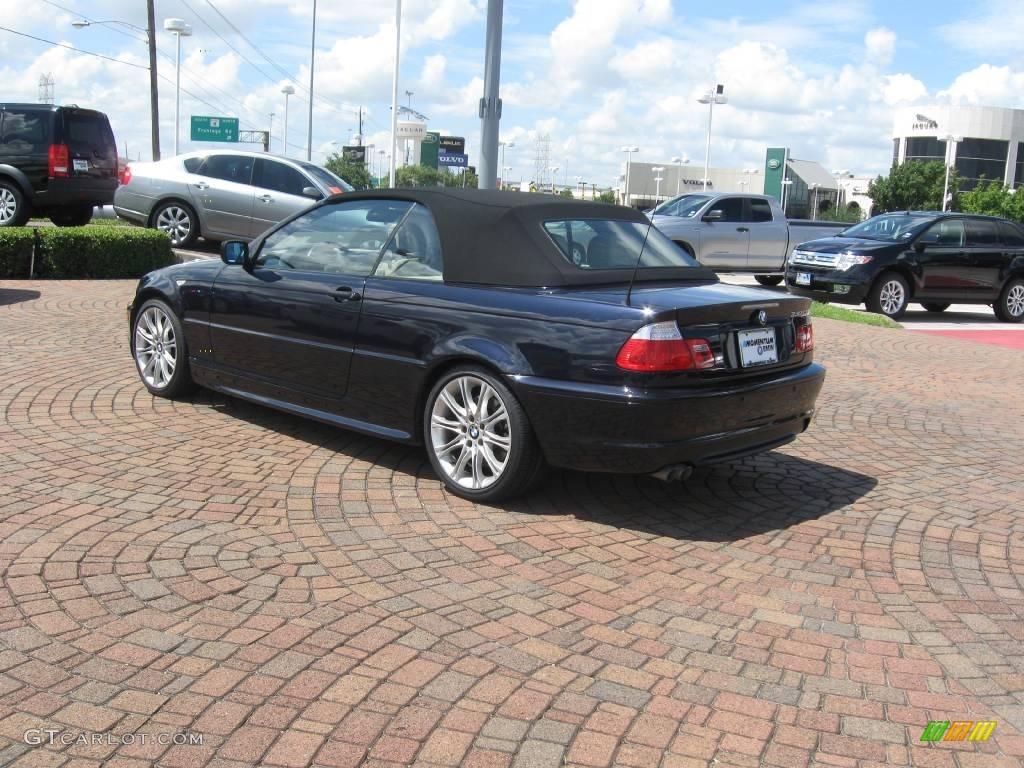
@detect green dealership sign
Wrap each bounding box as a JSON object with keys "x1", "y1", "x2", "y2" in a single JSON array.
[{"x1": 190, "y1": 116, "x2": 239, "y2": 143}]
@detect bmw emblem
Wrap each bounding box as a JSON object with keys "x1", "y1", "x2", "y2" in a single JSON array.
[{"x1": 757, "y1": 310, "x2": 768, "y2": 325}]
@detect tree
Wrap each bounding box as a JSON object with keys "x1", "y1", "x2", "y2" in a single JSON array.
[
  {"x1": 819, "y1": 204, "x2": 864, "y2": 224},
  {"x1": 323, "y1": 152, "x2": 372, "y2": 190},
  {"x1": 867, "y1": 161, "x2": 957, "y2": 213},
  {"x1": 959, "y1": 180, "x2": 1024, "y2": 223},
  {"x1": 597, "y1": 190, "x2": 616, "y2": 204},
  {"x1": 395, "y1": 164, "x2": 446, "y2": 187},
  {"x1": 558, "y1": 188, "x2": 573, "y2": 198}
]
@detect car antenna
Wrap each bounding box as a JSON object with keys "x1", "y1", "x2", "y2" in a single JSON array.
[{"x1": 625, "y1": 215, "x2": 656, "y2": 308}]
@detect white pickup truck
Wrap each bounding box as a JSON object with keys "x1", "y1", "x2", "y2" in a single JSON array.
[{"x1": 649, "y1": 192, "x2": 846, "y2": 285}]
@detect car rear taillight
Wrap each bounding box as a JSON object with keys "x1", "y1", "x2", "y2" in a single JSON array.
[
  {"x1": 616, "y1": 321, "x2": 716, "y2": 372},
  {"x1": 795, "y1": 322, "x2": 814, "y2": 353},
  {"x1": 121, "y1": 164, "x2": 132, "y2": 185},
  {"x1": 48, "y1": 144, "x2": 70, "y2": 178}
]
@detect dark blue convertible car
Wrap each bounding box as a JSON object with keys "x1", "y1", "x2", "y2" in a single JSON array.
[{"x1": 129, "y1": 189, "x2": 824, "y2": 501}]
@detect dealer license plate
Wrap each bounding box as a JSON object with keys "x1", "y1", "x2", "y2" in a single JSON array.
[
  {"x1": 738, "y1": 327, "x2": 778, "y2": 368},
  {"x1": 795, "y1": 271, "x2": 812, "y2": 286},
  {"x1": 73, "y1": 159, "x2": 89, "y2": 172}
]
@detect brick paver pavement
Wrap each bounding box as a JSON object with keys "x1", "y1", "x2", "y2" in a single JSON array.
[{"x1": 1, "y1": 279, "x2": 1022, "y2": 768}]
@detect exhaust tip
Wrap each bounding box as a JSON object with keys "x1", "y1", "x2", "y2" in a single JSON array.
[{"x1": 651, "y1": 464, "x2": 694, "y2": 483}]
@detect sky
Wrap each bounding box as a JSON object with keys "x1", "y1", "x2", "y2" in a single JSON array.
[{"x1": 1, "y1": 0, "x2": 1022, "y2": 188}]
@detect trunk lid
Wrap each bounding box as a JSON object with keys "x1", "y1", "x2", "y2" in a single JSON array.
[{"x1": 62, "y1": 109, "x2": 118, "y2": 181}]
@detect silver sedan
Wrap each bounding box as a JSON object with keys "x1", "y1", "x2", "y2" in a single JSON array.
[{"x1": 114, "y1": 150, "x2": 353, "y2": 247}]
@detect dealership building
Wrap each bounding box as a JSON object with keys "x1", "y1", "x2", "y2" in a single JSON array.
[{"x1": 892, "y1": 105, "x2": 1024, "y2": 190}]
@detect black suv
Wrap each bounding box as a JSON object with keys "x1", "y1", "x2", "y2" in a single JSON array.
[
  {"x1": 0, "y1": 103, "x2": 118, "y2": 227},
  {"x1": 785, "y1": 212, "x2": 1024, "y2": 322}
]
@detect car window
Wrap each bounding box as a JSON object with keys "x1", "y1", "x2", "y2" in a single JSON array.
[
  {"x1": 919, "y1": 219, "x2": 965, "y2": 247},
  {"x1": 182, "y1": 157, "x2": 203, "y2": 173},
  {"x1": 842, "y1": 213, "x2": 935, "y2": 241},
  {"x1": 374, "y1": 204, "x2": 443, "y2": 281},
  {"x1": 64, "y1": 112, "x2": 115, "y2": 157},
  {"x1": 998, "y1": 222, "x2": 1024, "y2": 247},
  {"x1": 254, "y1": 199, "x2": 413, "y2": 274},
  {"x1": 965, "y1": 219, "x2": 1000, "y2": 247},
  {"x1": 544, "y1": 219, "x2": 701, "y2": 270},
  {"x1": 707, "y1": 197, "x2": 744, "y2": 222},
  {"x1": 299, "y1": 162, "x2": 353, "y2": 194},
  {"x1": 256, "y1": 160, "x2": 310, "y2": 197},
  {"x1": 0, "y1": 109, "x2": 50, "y2": 155},
  {"x1": 748, "y1": 198, "x2": 774, "y2": 223},
  {"x1": 653, "y1": 194, "x2": 710, "y2": 218},
  {"x1": 196, "y1": 155, "x2": 254, "y2": 185}
]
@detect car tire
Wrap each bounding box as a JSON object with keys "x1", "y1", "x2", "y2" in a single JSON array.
[
  {"x1": 131, "y1": 298, "x2": 196, "y2": 398},
  {"x1": 49, "y1": 206, "x2": 94, "y2": 227},
  {"x1": 152, "y1": 201, "x2": 198, "y2": 248},
  {"x1": 994, "y1": 278, "x2": 1024, "y2": 323},
  {"x1": 0, "y1": 180, "x2": 31, "y2": 227},
  {"x1": 921, "y1": 302, "x2": 950, "y2": 313},
  {"x1": 755, "y1": 275, "x2": 784, "y2": 287},
  {"x1": 866, "y1": 272, "x2": 909, "y2": 319},
  {"x1": 423, "y1": 365, "x2": 546, "y2": 502}
]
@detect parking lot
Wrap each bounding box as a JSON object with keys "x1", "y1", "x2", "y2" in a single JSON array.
[{"x1": 1, "y1": 279, "x2": 1023, "y2": 767}]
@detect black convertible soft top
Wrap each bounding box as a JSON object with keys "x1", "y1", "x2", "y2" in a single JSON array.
[{"x1": 315, "y1": 188, "x2": 715, "y2": 287}]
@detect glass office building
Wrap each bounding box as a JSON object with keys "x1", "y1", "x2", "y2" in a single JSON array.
[{"x1": 892, "y1": 106, "x2": 1024, "y2": 191}]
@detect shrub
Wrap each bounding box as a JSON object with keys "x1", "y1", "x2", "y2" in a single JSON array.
[
  {"x1": 0, "y1": 228, "x2": 36, "y2": 277},
  {"x1": 36, "y1": 227, "x2": 174, "y2": 278}
]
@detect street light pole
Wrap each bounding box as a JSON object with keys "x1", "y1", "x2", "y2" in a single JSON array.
[
  {"x1": 281, "y1": 85, "x2": 295, "y2": 158},
  {"x1": 498, "y1": 140, "x2": 513, "y2": 189},
  {"x1": 670, "y1": 156, "x2": 688, "y2": 196},
  {"x1": 620, "y1": 146, "x2": 639, "y2": 207},
  {"x1": 652, "y1": 166, "x2": 664, "y2": 202},
  {"x1": 163, "y1": 19, "x2": 192, "y2": 157},
  {"x1": 389, "y1": 0, "x2": 402, "y2": 187},
  {"x1": 73, "y1": 13, "x2": 161, "y2": 160},
  {"x1": 306, "y1": 0, "x2": 317, "y2": 161},
  {"x1": 810, "y1": 183, "x2": 819, "y2": 220},
  {"x1": 941, "y1": 135, "x2": 961, "y2": 212},
  {"x1": 697, "y1": 84, "x2": 727, "y2": 192}
]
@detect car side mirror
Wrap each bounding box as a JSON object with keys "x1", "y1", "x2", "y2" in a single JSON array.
[
  {"x1": 221, "y1": 240, "x2": 249, "y2": 266},
  {"x1": 703, "y1": 209, "x2": 724, "y2": 222},
  {"x1": 302, "y1": 186, "x2": 322, "y2": 199}
]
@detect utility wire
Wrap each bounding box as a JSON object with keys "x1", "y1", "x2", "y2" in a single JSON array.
[{"x1": 0, "y1": 26, "x2": 149, "y2": 69}]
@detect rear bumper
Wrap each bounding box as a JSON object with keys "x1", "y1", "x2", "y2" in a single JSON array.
[
  {"x1": 510, "y1": 363, "x2": 826, "y2": 474},
  {"x1": 33, "y1": 178, "x2": 116, "y2": 207},
  {"x1": 784, "y1": 267, "x2": 869, "y2": 305}
]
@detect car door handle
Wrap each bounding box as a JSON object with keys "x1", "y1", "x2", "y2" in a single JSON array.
[
  {"x1": 194, "y1": 182, "x2": 209, "y2": 190},
  {"x1": 258, "y1": 194, "x2": 273, "y2": 203},
  {"x1": 737, "y1": 227, "x2": 750, "y2": 232},
  {"x1": 333, "y1": 286, "x2": 361, "y2": 302}
]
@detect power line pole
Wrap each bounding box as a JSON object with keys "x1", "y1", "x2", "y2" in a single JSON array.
[
  {"x1": 146, "y1": 0, "x2": 161, "y2": 160},
  {"x1": 37, "y1": 74, "x2": 54, "y2": 104},
  {"x1": 478, "y1": 0, "x2": 503, "y2": 190}
]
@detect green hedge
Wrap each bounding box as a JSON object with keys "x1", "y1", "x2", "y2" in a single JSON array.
[
  {"x1": 1, "y1": 226, "x2": 175, "y2": 278},
  {"x1": 0, "y1": 228, "x2": 36, "y2": 278}
]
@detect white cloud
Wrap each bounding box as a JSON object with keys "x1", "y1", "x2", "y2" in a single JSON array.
[
  {"x1": 939, "y1": 0, "x2": 1024, "y2": 59},
  {"x1": 864, "y1": 28, "x2": 896, "y2": 68},
  {"x1": 937, "y1": 64, "x2": 1024, "y2": 108}
]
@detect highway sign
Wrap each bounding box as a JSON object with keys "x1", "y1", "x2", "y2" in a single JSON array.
[{"x1": 190, "y1": 116, "x2": 239, "y2": 142}]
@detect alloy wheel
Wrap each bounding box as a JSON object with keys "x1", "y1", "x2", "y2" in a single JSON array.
[
  {"x1": 879, "y1": 279, "x2": 905, "y2": 316},
  {"x1": 134, "y1": 306, "x2": 177, "y2": 389},
  {"x1": 0, "y1": 187, "x2": 17, "y2": 225},
  {"x1": 155, "y1": 206, "x2": 192, "y2": 245},
  {"x1": 1007, "y1": 284, "x2": 1024, "y2": 317},
  {"x1": 430, "y1": 375, "x2": 511, "y2": 490}
]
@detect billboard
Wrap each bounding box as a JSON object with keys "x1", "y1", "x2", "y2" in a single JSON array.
[
  {"x1": 439, "y1": 136, "x2": 465, "y2": 154},
  {"x1": 342, "y1": 145, "x2": 367, "y2": 163},
  {"x1": 397, "y1": 121, "x2": 427, "y2": 141},
  {"x1": 438, "y1": 151, "x2": 468, "y2": 168},
  {"x1": 420, "y1": 132, "x2": 440, "y2": 170}
]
